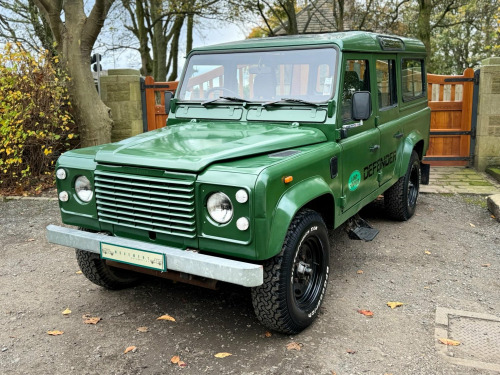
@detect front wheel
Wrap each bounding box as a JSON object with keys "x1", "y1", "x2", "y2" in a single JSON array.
[
  {"x1": 384, "y1": 150, "x2": 421, "y2": 221},
  {"x1": 251, "y1": 209, "x2": 330, "y2": 334}
]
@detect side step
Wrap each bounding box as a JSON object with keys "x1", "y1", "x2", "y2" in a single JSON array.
[{"x1": 346, "y1": 215, "x2": 379, "y2": 241}]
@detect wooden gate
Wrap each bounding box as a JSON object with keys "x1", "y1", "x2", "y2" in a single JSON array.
[
  {"x1": 424, "y1": 68, "x2": 479, "y2": 166},
  {"x1": 142, "y1": 76, "x2": 178, "y2": 131}
]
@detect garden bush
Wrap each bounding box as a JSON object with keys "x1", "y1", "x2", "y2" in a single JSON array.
[{"x1": 0, "y1": 43, "x2": 77, "y2": 194}]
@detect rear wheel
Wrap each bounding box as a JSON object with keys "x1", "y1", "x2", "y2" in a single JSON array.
[
  {"x1": 251, "y1": 209, "x2": 330, "y2": 334},
  {"x1": 384, "y1": 151, "x2": 421, "y2": 221}
]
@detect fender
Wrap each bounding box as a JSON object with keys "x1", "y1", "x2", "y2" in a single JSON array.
[
  {"x1": 397, "y1": 131, "x2": 424, "y2": 178},
  {"x1": 267, "y1": 176, "x2": 334, "y2": 259}
]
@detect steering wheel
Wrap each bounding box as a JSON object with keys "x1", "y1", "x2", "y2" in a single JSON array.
[{"x1": 205, "y1": 87, "x2": 239, "y2": 99}]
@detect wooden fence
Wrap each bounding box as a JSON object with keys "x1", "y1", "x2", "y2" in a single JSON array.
[{"x1": 143, "y1": 76, "x2": 178, "y2": 131}]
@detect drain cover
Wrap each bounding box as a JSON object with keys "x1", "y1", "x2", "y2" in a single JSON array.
[{"x1": 435, "y1": 307, "x2": 500, "y2": 372}]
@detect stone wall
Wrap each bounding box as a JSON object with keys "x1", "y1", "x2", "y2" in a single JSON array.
[
  {"x1": 100, "y1": 69, "x2": 144, "y2": 142},
  {"x1": 475, "y1": 57, "x2": 500, "y2": 171}
]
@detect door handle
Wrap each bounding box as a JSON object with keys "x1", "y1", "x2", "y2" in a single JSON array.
[
  {"x1": 369, "y1": 145, "x2": 380, "y2": 152},
  {"x1": 393, "y1": 131, "x2": 404, "y2": 139}
]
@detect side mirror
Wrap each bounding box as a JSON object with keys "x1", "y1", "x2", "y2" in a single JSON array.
[
  {"x1": 164, "y1": 91, "x2": 174, "y2": 114},
  {"x1": 352, "y1": 91, "x2": 371, "y2": 121}
]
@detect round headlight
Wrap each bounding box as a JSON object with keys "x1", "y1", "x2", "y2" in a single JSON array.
[
  {"x1": 56, "y1": 168, "x2": 67, "y2": 180},
  {"x1": 75, "y1": 176, "x2": 93, "y2": 202},
  {"x1": 207, "y1": 192, "x2": 233, "y2": 224}
]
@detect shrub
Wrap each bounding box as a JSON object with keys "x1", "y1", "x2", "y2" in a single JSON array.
[{"x1": 0, "y1": 43, "x2": 77, "y2": 193}]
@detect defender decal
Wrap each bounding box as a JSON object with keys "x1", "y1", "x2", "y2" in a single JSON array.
[{"x1": 363, "y1": 151, "x2": 397, "y2": 179}]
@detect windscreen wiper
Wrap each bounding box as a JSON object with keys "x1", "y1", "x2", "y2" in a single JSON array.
[
  {"x1": 262, "y1": 98, "x2": 320, "y2": 107},
  {"x1": 201, "y1": 96, "x2": 247, "y2": 106}
]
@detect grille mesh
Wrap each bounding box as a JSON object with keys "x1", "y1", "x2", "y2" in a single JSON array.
[{"x1": 94, "y1": 170, "x2": 196, "y2": 238}]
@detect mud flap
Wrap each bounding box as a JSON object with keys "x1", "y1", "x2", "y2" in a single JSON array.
[
  {"x1": 346, "y1": 215, "x2": 379, "y2": 242},
  {"x1": 421, "y1": 163, "x2": 430, "y2": 185}
]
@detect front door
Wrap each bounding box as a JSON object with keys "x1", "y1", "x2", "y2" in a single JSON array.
[{"x1": 339, "y1": 56, "x2": 380, "y2": 211}]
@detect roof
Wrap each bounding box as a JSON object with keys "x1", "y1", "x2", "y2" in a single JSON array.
[{"x1": 191, "y1": 31, "x2": 426, "y2": 55}]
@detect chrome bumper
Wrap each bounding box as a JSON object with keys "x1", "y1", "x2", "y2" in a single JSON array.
[{"x1": 46, "y1": 225, "x2": 263, "y2": 287}]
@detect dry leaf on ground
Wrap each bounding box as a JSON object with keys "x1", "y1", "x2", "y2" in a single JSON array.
[
  {"x1": 83, "y1": 317, "x2": 101, "y2": 324},
  {"x1": 124, "y1": 346, "x2": 137, "y2": 354},
  {"x1": 76, "y1": 270, "x2": 83, "y2": 274},
  {"x1": 137, "y1": 326, "x2": 148, "y2": 332},
  {"x1": 286, "y1": 342, "x2": 302, "y2": 351},
  {"x1": 470, "y1": 223, "x2": 476, "y2": 227},
  {"x1": 438, "y1": 338, "x2": 461, "y2": 346},
  {"x1": 157, "y1": 314, "x2": 176, "y2": 322},
  {"x1": 27, "y1": 238, "x2": 35, "y2": 242},
  {"x1": 62, "y1": 308, "x2": 72, "y2": 315},
  {"x1": 171, "y1": 355, "x2": 180, "y2": 364},
  {"x1": 425, "y1": 250, "x2": 431, "y2": 255},
  {"x1": 482, "y1": 264, "x2": 491, "y2": 267},
  {"x1": 387, "y1": 302, "x2": 404, "y2": 309},
  {"x1": 214, "y1": 352, "x2": 232, "y2": 358},
  {"x1": 264, "y1": 331, "x2": 272, "y2": 338},
  {"x1": 356, "y1": 270, "x2": 363, "y2": 274},
  {"x1": 47, "y1": 330, "x2": 64, "y2": 336},
  {"x1": 346, "y1": 349, "x2": 356, "y2": 354},
  {"x1": 357, "y1": 309, "x2": 374, "y2": 317},
  {"x1": 178, "y1": 361, "x2": 187, "y2": 367}
]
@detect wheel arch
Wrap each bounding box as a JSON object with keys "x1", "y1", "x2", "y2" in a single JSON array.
[
  {"x1": 399, "y1": 132, "x2": 425, "y2": 178},
  {"x1": 267, "y1": 176, "x2": 334, "y2": 260}
]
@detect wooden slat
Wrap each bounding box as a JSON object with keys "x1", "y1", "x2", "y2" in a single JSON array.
[{"x1": 144, "y1": 76, "x2": 178, "y2": 131}]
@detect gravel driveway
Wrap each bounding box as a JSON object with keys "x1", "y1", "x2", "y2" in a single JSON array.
[{"x1": 0, "y1": 194, "x2": 499, "y2": 375}]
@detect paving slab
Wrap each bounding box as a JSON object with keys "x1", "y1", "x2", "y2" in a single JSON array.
[{"x1": 421, "y1": 167, "x2": 500, "y2": 195}]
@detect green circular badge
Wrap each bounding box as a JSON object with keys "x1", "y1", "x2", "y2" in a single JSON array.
[{"x1": 348, "y1": 170, "x2": 361, "y2": 191}]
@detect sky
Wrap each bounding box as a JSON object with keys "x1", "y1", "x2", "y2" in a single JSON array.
[{"x1": 97, "y1": 19, "x2": 248, "y2": 76}]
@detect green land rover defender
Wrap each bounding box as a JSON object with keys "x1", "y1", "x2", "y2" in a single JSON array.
[{"x1": 47, "y1": 31, "x2": 430, "y2": 334}]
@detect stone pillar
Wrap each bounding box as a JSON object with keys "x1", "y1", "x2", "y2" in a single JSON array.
[
  {"x1": 100, "y1": 69, "x2": 144, "y2": 142},
  {"x1": 474, "y1": 57, "x2": 500, "y2": 171}
]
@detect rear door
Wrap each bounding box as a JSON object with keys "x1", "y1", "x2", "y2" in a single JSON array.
[
  {"x1": 339, "y1": 55, "x2": 380, "y2": 211},
  {"x1": 374, "y1": 56, "x2": 402, "y2": 186}
]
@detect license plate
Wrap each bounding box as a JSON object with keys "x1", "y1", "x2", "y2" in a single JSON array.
[{"x1": 100, "y1": 242, "x2": 166, "y2": 271}]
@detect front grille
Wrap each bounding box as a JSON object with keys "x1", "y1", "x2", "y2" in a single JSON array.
[{"x1": 94, "y1": 170, "x2": 196, "y2": 238}]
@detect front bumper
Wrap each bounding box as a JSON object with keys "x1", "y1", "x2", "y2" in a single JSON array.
[{"x1": 46, "y1": 225, "x2": 263, "y2": 287}]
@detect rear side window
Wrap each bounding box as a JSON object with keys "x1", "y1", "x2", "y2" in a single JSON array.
[
  {"x1": 376, "y1": 59, "x2": 397, "y2": 109},
  {"x1": 401, "y1": 59, "x2": 425, "y2": 102}
]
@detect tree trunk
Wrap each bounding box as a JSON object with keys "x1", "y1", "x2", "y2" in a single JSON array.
[
  {"x1": 333, "y1": 0, "x2": 345, "y2": 31},
  {"x1": 284, "y1": 0, "x2": 298, "y2": 34},
  {"x1": 417, "y1": 0, "x2": 431, "y2": 64},
  {"x1": 186, "y1": 13, "x2": 193, "y2": 54},
  {"x1": 167, "y1": 15, "x2": 185, "y2": 81},
  {"x1": 135, "y1": 0, "x2": 153, "y2": 76},
  {"x1": 34, "y1": 0, "x2": 114, "y2": 147}
]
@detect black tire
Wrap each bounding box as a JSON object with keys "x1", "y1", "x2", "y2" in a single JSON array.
[
  {"x1": 251, "y1": 209, "x2": 330, "y2": 334},
  {"x1": 384, "y1": 150, "x2": 421, "y2": 221},
  {"x1": 76, "y1": 249, "x2": 142, "y2": 290}
]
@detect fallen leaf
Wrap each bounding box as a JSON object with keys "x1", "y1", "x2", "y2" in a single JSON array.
[
  {"x1": 357, "y1": 309, "x2": 374, "y2": 317},
  {"x1": 178, "y1": 361, "x2": 187, "y2": 367},
  {"x1": 76, "y1": 270, "x2": 83, "y2": 274},
  {"x1": 286, "y1": 342, "x2": 302, "y2": 351},
  {"x1": 356, "y1": 270, "x2": 364, "y2": 274},
  {"x1": 469, "y1": 223, "x2": 475, "y2": 227},
  {"x1": 27, "y1": 238, "x2": 35, "y2": 242},
  {"x1": 124, "y1": 346, "x2": 137, "y2": 354},
  {"x1": 47, "y1": 330, "x2": 64, "y2": 336},
  {"x1": 331, "y1": 371, "x2": 338, "y2": 375},
  {"x1": 482, "y1": 264, "x2": 491, "y2": 267},
  {"x1": 83, "y1": 317, "x2": 101, "y2": 325},
  {"x1": 491, "y1": 215, "x2": 496, "y2": 219},
  {"x1": 346, "y1": 349, "x2": 356, "y2": 354},
  {"x1": 157, "y1": 314, "x2": 176, "y2": 322},
  {"x1": 264, "y1": 331, "x2": 272, "y2": 338},
  {"x1": 171, "y1": 355, "x2": 180, "y2": 364},
  {"x1": 62, "y1": 308, "x2": 72, "y2": 315},
  {"x1": 425, "y1": 250, "x2": 431, "y2": 255},
  {"x1": 137, "y1": 326, "x2": 148, "y2": 332},
  {"x1": 387, "y1": 302, "x2": 404, "y2": 309},
  {"x1": 214, "y1": 352, "x2": 232, "y2": 358},
  {"x1": 439, "y1": 338, "x2": 460, "y2": 346}
]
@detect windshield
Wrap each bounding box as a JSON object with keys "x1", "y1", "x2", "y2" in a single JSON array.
[{"x1": 178, "y1": 48, "x2": 337, "y2": 104}]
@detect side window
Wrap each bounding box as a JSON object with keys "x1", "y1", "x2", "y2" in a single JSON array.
[
  {"x1": 401, "y1": 59, "x2": 425, "y2": 101},
  {"x1": 342, "y1": 59, "x2": 370, "y2": 123},
  {"x1": 376, "y1": 60, "x2": 397, "y2": 109}
]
